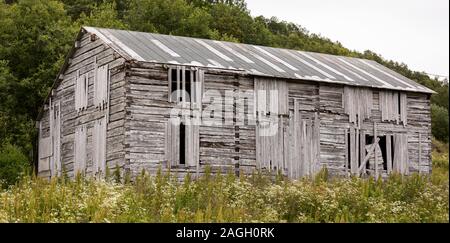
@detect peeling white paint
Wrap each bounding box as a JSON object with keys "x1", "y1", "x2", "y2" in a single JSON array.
[
  {"x1": 207, "y1": 59, "x2": 225, "y2": 68},
  {"x1": 195, "y1": 39, "x2": 233, "y2": 62},
  {"x1": 285, "y1": 50, "x2": 336, "y2": 79},
  {"x1": 214, "y1": 41, "x2": 254, "y2": 64},
  {"x1": 360, "y1": 60, "x2": 418, "y2": 89},
  {"x1": 332, "y1": 57, "x2": 369, "y2": 81},
  {"x1": 96, "y1": 28, "x2": 145, "y2": 61},
  {"x1": 151, "y1": 39, "x2": 180, "y2": 57},
  {"x1": 254, "y1": 46, "x2": 298, "y2": 71},
  {"x1": 298, "y1": 52, "x2": 354, "y2": 82}
]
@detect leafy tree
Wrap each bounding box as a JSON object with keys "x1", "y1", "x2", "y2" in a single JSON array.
[
  {"x1": 0, "y1": 0, "x2": 77, "y2": 151},
  {"x1": 431, "y1": 104, "x2": 449, "y2": 143},
  {"x1": 125, "y1": 0, "x2": 212, "y2": 38},
  {"x1": 0, "y1": 143, "x2": 30, "y2": 188},
  {"x1": 75, "y1": 1, "x2": 128, "y2": 29}
]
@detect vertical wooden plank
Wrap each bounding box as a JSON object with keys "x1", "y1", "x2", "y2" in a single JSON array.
[
  {"x1": 314, "y1": 112, "x2": 320, "y2": 175},
  {"x1": 294, "y1": 99, "x2": 300, "y2": 178},
  {"x1": 386, "y1": 134, "x2": 392, "y2": 174},
  {"x1": 418, "y1": 133, "x2": 422, "y2": 174},
  {"x1": 168, "y1": 67, "x2": 172, "y2": 102},
  {"x1": 355, "y1": 128, "x2": 359, "y2": 172},
  {"x1": 49, "y1": 98, "x2": 54, "y2": 177},
  {"x1": 344, "y1": 129, "x2": 349, "y2": 177},
  {"x1": 374, "y1": 122, "x2": 379, "y2": 179},
  {"x1": 349, "y1": 127, "x2": 356, "y2": 175},
  {"x1": 55, "y1": 102, "x2": 61, "y2": 176},
  {"x1": 176, "y1": 66, "x2": 181, "y2": 102},
  {"x1": 181, "y1": 66, "x2": 186, "y2": 105},
  {"x1": 360, "y1": 130, "x2": 366, "y2": 175}
]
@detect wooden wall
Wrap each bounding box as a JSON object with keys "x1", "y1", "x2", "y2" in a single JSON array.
[
  {"x1": 37, "y1": 33, "x2": 433, "y2": 180},
  {"x1": 37, "y1": 31, "x2": 126, "y2": 178}
]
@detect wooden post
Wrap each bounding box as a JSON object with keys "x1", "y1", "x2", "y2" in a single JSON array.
[
  {"x1": 418, "y1": 133, "x2": 422, "y2": 174},
  {"x1": 386, "y1": 135, "x2": 392, "y2": 174},
  {"x1": 374, "y1": 122, "x2": 379, "y2": 179},
  {"x1": 344, "y1": 129, "x2": 349, "y2": 177},
  {"x1": 360, "y1": 130, "x2": 366, "y2": 175}
]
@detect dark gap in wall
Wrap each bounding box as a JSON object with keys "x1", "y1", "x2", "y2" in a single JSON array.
[
  {"x1": 185, "y1": 70, "x2": 191, "y2": 101},
  {"x1": 180, "y1": 123, "x2": 186, "y2": 165},
  {"x1": 171, "y1": 69, "x2": 177, "y2": 96},
  {"x1": 366, "y1": 135, "x2": 388, "y2": 171}
]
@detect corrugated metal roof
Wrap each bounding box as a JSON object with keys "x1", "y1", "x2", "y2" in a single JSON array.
[{"x1": 84, "y1": 27, "x2": 434, "y2": 94}]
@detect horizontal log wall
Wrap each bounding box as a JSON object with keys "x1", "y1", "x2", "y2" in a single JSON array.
[
  {"x1": 406, "y1": 92, "x2": 432, "y2": 173},
  {"x1": 37, "y1": 33, "x2": 433, "y2": 180}
]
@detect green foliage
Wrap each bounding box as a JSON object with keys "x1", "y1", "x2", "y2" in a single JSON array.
[
  {"x1": 0, "y1": 143, "x2": 30, "y2": 188},
  {"x1": 125, "y1": 0, "x2": 212, "y2": 38},
  {"x1": 431, "y1": 104, "x2": 449, "y2": 143},
  {"x1": 0, "y1": 170, "x2": 447, "y2": 223},
  {"x1": 75, "y1": 1, "x2": 128, "y2": 29}
]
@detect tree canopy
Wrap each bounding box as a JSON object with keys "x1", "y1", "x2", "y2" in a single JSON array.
[{"x1": 0, "y1": 0, "x2": 448, "y2": 159}]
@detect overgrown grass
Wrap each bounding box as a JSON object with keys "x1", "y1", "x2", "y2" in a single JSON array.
[
  {"x1": 0, "y1": 140, "x2": 447, "y2": 223},
  {"x1": 0, "y1": 166, "x2": 448, "y2": 223}
]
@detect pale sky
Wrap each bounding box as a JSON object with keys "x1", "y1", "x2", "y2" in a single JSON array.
[{"x1": 246, "y1": 0, "x2": 449, "y2": 79}]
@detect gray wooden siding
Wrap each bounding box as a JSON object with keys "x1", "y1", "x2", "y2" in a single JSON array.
[
  {"x1": 38, "y1": 32, "x2": 126, "y2": 178},
  {"x1": 37, "y1": 32, "x2": 433, "y2": 180}
]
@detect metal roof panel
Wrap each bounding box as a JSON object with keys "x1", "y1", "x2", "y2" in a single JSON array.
[{"x1": 85, "y1": 27, "x2": 435, "y2": 94}]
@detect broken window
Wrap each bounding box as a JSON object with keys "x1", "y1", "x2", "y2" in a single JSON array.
[
  {"x1": 165, "y1": 118, "x2": 199, "y2": 168},
  {"x1": 168, "y1": 66, "x2": 203, "y2": 106},
  {"x1": 379, "y1": 91, "x2": 407, "y2": 125},
  {"x1": 347, "y1": 129, "x2": 392, "y2": 176},
  {"x1": 364, "y1": 135, "x2": 388, "y2": 173}
]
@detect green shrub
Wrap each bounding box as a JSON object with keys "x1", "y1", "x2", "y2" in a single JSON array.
[
  {"x1": 0, "y1": 143, "x2": 30, "y2": 188},
  {"x1": 431, "y1": 104, "x2": 449, "y2": 143}
]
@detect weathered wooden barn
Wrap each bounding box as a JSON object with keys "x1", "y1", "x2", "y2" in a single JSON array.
[{"x1": 36, "y1": 27, "x2": 435, "y2": 180}]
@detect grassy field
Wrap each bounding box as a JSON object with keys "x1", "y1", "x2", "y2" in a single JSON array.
[{"x1": 0, "y1": 145, "x2": 448, "y2": 223}]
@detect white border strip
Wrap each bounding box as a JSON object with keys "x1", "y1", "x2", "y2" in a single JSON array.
[{"x1": 87, "y1": 28, "x2": 145, "y2": 61}]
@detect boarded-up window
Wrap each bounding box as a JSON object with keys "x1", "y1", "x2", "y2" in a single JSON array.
[
  {"x1": 343, "y1": 86, "x2": 373, "y2": 126},
  {"x1": 74, "y1": 124, "x2": 87, "y2": 175},
  {"x1": 393, "y1": 133, "x2": 409, "y2": 174},
  {"x1": 94, "y1": 65, "x2": 109, "y2": 110},
  {"x1": 92, "y1": 117, "x2": 107, "y2": 175},
  {"x1": 254, "y1": 78, "x2": 288, "y2": 117},
  {"x1": 379, "y1": 91, "x2": 407, "y2": 125},
  {"x1": 75, "y1": 71, "x2": 88, "y2": 111},
  {"x1": 168, "y1": 66, "x2": 203, "y2": 109},
  {"x1": 165, "y1": 119, "x2": 199, "y2": 168}
]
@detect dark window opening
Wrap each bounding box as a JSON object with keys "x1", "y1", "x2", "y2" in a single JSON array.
[
  {"x1": 171, "y1": 69, "x2": 178, "y2": 98},
  {"x1": 170, "y1": 68, "x2": 196, "y2": 103},
  {"x1": 179, "y1": 123, "x2": 186, "y2": 165},
  {"x1": 398, "y1": 92, "x2": 401, "y2": 117},
  {"x1": 185, "y1": 70, "x2": 191, "y2": 100},
  {"x1": 366, "y1": 135, "x2": 389, "y2": 171}
]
